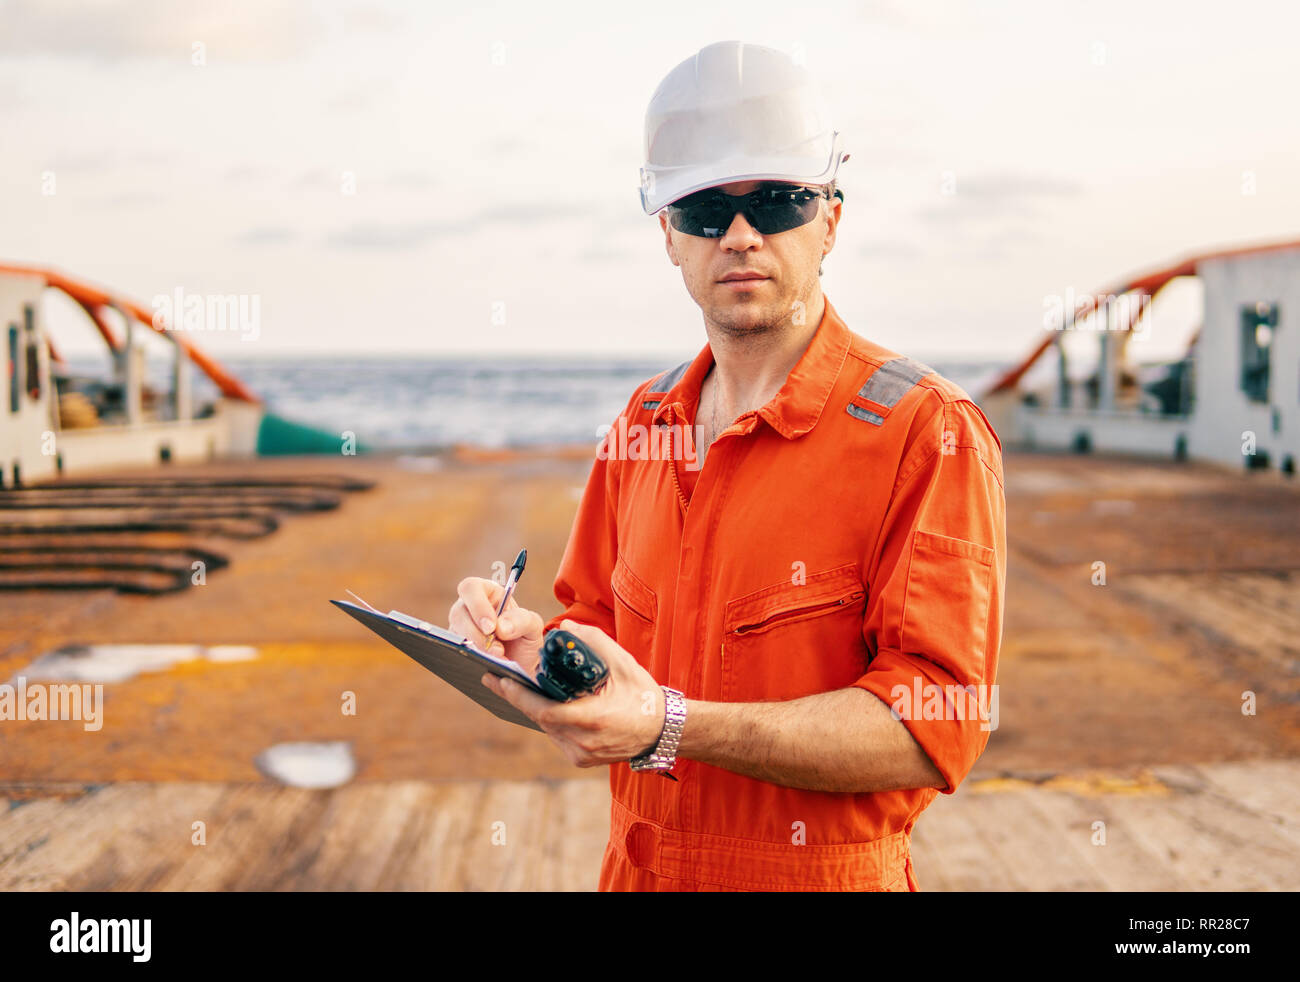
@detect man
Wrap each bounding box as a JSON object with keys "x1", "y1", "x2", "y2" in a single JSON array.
[{"x1": 451, "y1": 40, "x2": 1006, "y2": 891}]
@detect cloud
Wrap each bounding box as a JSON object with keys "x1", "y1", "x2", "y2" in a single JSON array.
[
  {"x1": 848, "y1": 0, "x2": 918, "y2": 30},
  {"x1": 87, "y1": 189, "x2": 166, "y2": 208},
  {"x1": 41, "y1": 151, "x2": 117, "y2": 176},
  {"x1": 915, "y1": 172, "x2": 1084, "y2": 225},
  {"x1": 0, "y1": 0, "x2": 323, "y2": 61},
  {"x1": 0, "y1": 77, "x2": 21, "y2": 109},
  {"x1": 324, "y1": 75, "x2": 403, "y2": 113},
  {"x1": 325, "y1": 87, "x2": 379, "y2": 112},
  {"x1": 291, "y1": 168, "x2": 335, "y2": 190},
  {"x1": 286, "y1": 168, "x2": 441, "y2": 193},
  {"x1": 856, "y1": 239, "x2": 923, "y2": 261},
  {"x1": 324, "y1": 198, "x2": 594, "y2": 250},
  {"x1": 224, "y1": 164, "x2": 271, "y2": 185},
  {"x1": 384, "y1": 172, "x2": 438, "y2": 191},
  {"x1": 950, "y1": 174, "x2": 1084, "y2": 201},
  {"x1": 235, "y1": 227, "x2": 297, "y2": 245},
  {"x1": 324, "y1": 221, "x2": 461, "y2": 250},
  {"x1": 576, "y1": 242, "x2": 636, "y2": 264},
  {"x1": 480, "y1": 135, "x2": 530, "y2": 158},
  {"x1": 338, "y1": 4, "x2": 407, "y2": 34},
  {"x1": 474, "y1": 201, "x2": 584, "y2": 225}
]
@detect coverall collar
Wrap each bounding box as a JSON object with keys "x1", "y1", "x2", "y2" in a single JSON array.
[{"x1": 651, "y1": 295, "x2": 852, "y2": 440}]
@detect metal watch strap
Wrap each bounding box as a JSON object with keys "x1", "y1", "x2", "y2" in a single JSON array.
[{"x1": 630, "y1": 686, "x2": 686, "y2": 772}]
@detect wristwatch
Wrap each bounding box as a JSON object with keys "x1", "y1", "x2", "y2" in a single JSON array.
[{"x1": 630, "y1": 686, "x2": 686, "y2": 774}]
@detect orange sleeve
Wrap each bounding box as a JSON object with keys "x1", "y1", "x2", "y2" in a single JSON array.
[
  {"x1": 543, "y1": 420, "x2": 622, "y2": 639},
  {"x1": 851, "y1": 394, "x2": 1007, "y2": 794}
]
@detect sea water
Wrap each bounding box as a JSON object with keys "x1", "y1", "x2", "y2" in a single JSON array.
[{"x1": 62, "y1": 354, "x2": 1007, "y2": 451}]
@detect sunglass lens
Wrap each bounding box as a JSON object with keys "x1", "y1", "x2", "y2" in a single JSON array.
[
  {"x1": 669, "y1": 194, "x2": 735, "y2": 237},
  {"x1": 750, "y1": 188, "x2": 822, "y2": 234},
  {"x1": 669, "y1": 187, "x2": 823, "y2": 237}
]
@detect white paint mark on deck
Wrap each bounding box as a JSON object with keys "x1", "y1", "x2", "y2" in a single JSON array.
[
  {"x1": 16, "y1": 644, "x2": 258, "y2": 683},
  {"x1": 254, "y1": 741, "x2": 356, "y2": 789},
  {"x1": 396, "y1": 455, "x2": 443, "y2": 472}
]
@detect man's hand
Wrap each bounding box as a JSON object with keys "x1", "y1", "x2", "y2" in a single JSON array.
[
  {"x1": 481, "y1": 619, "x2": 667, "y2": 768},
  {"x1": 449, "y1": 576, "x2": 544, "y2": 676}
]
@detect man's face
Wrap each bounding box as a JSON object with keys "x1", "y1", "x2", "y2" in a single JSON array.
[{"x1": 659, "y1": 179, "x2": 841, "y2": 337}]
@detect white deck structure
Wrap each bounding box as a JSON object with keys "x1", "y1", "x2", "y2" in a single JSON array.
[
  {"x1": 983, "y1": 240, "x2": 1300, "y2": 473},
  {"x1": 0, "y1": 265, "x2": 262, "y2": 486}
]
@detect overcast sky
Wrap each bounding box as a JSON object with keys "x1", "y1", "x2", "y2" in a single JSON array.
[{"x1": 4, "y1": 0, "x2": 1298, "y2": 365}]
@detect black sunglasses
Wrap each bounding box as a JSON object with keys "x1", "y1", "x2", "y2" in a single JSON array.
[{"x1": 666, "y1": 183, "x2": 837, "y2": 238}]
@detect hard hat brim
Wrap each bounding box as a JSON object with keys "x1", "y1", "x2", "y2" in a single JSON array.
[{"x1": 640, "y1": 132, "x2": 846, "y2": 215}]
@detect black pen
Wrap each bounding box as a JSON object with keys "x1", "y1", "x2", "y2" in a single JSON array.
[{"x1": 483, "y1": 548, "x2": 526, "y2": 649}]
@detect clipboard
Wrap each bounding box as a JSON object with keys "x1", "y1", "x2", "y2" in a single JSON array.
[{"x1": 330, "y1": 597, "x2": 547, "y2": 732}]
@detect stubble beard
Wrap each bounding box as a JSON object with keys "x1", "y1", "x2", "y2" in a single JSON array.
[
  {"x1": 710, "y1": 298, "x2": 781, "y2": 340},
  {"x1": 705, "y1": 274, "x2": 816, "y2": 344}
]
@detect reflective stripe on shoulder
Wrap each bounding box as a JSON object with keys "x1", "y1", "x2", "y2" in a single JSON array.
[
  {"x1": 845, "y1": 356, "x2": 933, "y2": 425},
  {"x1": 642, "y1": 358, "x2": 692, "y2": 411}
]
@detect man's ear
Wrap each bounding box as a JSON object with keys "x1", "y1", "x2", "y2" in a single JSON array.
[
  {"x1": 822, "y1": 191, "x2": 842, "y2": 257},
  {"x1": 659, "y1": 212, "x2": 679, "y2": 267}
]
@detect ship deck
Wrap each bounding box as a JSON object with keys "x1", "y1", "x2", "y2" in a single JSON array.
[{"x1": 2, "y1": 450, "x2": 1298, "y2": 890}]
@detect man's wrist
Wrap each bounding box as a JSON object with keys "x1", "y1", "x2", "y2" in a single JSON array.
[
  {"x1": 673, "y1": 697, "x2": 725, "y2": 760},
  {"x1": 630, "y1": 685, "x2": 685, "y2": 771},
  {"x1": 673, "y1": 698, "x2": 773, "y2": 767}
]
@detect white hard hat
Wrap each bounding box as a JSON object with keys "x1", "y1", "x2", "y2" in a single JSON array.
[{"x1": 638, "y1": 40, "x2": 848, "y2": 215}]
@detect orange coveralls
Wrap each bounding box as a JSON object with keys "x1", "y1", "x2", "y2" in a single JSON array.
[{"x1": 542, "y1": 297, "x2": 1006, "y2": 891}]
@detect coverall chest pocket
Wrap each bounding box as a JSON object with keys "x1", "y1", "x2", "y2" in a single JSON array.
[
  {"x1": 611, "y1": 554, "x2": 657, "y2": 665},
  {"x1": 721, "y1": 563, "x2": 866, "y2": 704}
]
